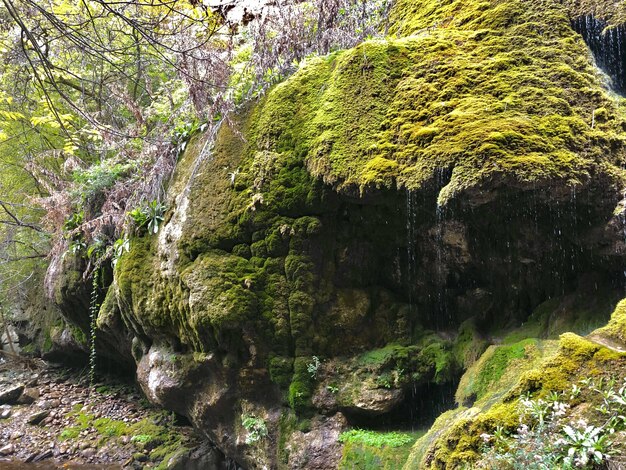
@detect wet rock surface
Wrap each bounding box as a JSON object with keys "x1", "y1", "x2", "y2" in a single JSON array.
[{"x1": 0, "y1": 354, "x2": 211, "y2": 469}]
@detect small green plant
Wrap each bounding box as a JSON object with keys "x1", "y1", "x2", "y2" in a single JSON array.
[
  {"x1": 307, "y1": 355, "x2": 321, "y2": 379},
  {"x1": 128, "y1": 200, "x2": 166, "y2": 235},
  {"x1": 559, "y1": 422, "x2": 611, "y2": 467},
  {"x1": 68, "y1": 238, "x2": 87, "y2": 254},
  {"x1": 172, "y1": 120, "x2": 207, "y2": 157},
  {"x1": 242, "y1": 415, "x2": 268, "y2": 445},
  {"x1": 87, "y1": 238, "x2": 106, "y2": 260},
  {"x1": 376, "y1": 373, "x2": 393, "y2": 389},
  {"x1": 112, "y1": 237, "x2": 130, "y2": 265},
  {"x1": 326, "y1": 384, "x2": 339, "y2": 394},
  {"x1": 131, "y1": 434, "x2": 153, "y2": 445},
  {"x1": 63, "y1": 211, "x2": 84, "y2": 231}
]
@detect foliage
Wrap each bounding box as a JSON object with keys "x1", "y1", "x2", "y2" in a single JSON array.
[
  {"x1": 242, "y1": 415, "x2": 268, "y2": 445},
  {"x1": 71, "y1": 162, "x2": 129, "y2": 206},
  {"x1": 307, "y1": 355, "x2": 321, "y2": 379},
  {"x1": 128, "y1": 200, "x2": 166, "y2": 235},
  {"x1": 477, "y1": 378, "x2": 626, "y2": 469}
]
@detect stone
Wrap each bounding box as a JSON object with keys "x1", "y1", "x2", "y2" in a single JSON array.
[
  {"x1": 0, "y1": 384, "x2": 24, "y2": 405},
  {"x1": 48, "y1": 399, "x2": 61, "y2": 408},
  {"x1": 27, "y1": 409, "x2": 49, "y2": 425},
  {"x1": 0, "y1": 407, "x2": 11, "y2": 419},
  {"x1": 165, "y1": 443, "x2": 223, "y2": 470},
  {"x1": 133, "y1": 452, "x2": 148, "y2": 462},
  {"x1": 32, "y1": 450, "x2": 53, "y2": 462},
  {"x1": 0, "y1": 444, "x2": 15, "y2": 455},
  {"x1": 350, "y1": 387, "x2": 405, "y2": 414},
  {"x1": 81, "y1": 448, "x2": 96, "y2": 458},
  {"x1": 287, "y1": 413, "x2": 348, "y2": 469},
  {"x1": 17, "y1": 387, "x2": 39, "y2": 405}
]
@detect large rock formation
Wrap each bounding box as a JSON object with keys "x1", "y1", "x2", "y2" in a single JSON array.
[{"x1": 50, "y1": 0, "x2": 626, "y2": 467}]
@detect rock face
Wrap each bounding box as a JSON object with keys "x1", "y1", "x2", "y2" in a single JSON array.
[
  {"x1": 0, "y1": 385, "x2": 24, "y2": 405},
  {"x1": 50, "y1": 0, "x2": 626, "y2": 468}
]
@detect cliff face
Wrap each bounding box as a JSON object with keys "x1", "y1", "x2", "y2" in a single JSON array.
[{"x1": 51, "y1": 0, "x2": 626, "y2": 468}]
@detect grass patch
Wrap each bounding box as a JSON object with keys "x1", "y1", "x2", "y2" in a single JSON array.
[
  {"x1": 339, "y1": 429, "x2": 416, "y2": 447},
  {"x1": 338, "y1": 429, "x2": 424, "y2": 470}
]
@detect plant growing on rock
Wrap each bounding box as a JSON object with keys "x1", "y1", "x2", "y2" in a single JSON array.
[
  {"x1": 128, "y1": 200, "x2": 166, "y2": 235},
  {"x1": 307, "y1": 355, "x2": 321, "y2": 379},
  {"x1": 242, "y1": 415, "x2": 268, "y2": 445},
  {"x1": 477, "y1": 378, "x2": 626, "y2": 469}
]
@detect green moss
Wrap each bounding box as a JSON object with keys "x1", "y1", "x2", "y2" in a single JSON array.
[
  {"x1": 452, "y1": 320, "x2": 489, "y2": 369},
  {"x1": 560, "y1": 0, "x2": 626, "y2": 26},
  {"x1": 289, "y1": 357, "x2": 314, "y2": 412},
  {"x1": 241, "y1": 0, "x2": 626, "y2": 204},
  {"x1": 269, "y1": 356, "x2": 294, "y2": 388},
  {"x1": 69, "y1": 323, "x2": 87, "y2": 346},
  {"x1": 338, "y1": 430, "x2": 423, "y2": 470},
  {"x1": 232, "y1": 244, "x2": 251, "y2": 259},
  {"x1": 361, "y1": 156, "x2": 400, "y2": 188},
  {"x1": 461, "y1": 339, "x2": 535, "y2": 402},
  {"x1": 408, "y1": 303, "x2": 626, "y2": 470},
  {"x1": 93, "y1": 417, "x2": 128, "y2": 437},
  {"x1": 594, "y1": 299, "x2": 626, "y2": 345}
]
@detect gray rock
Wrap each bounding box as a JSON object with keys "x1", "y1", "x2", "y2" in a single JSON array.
[
  {"x1": 165, "y1": 443, "x2": 224, "y2": 470},
  {"x1": 27, "y1": 409, "x2": 49, "y2": 425},
  {"x1": 17, "y1": 387, "x2": 39, "y2": 405},
  {"x1": 287, "y1": 413, "x2": 348, "y2": 469},
  {"x1": 81, "y1": 448, "x2": 96, "y2": 458},
  {"x1": 0, "y1": 443, "x2": 15, "y2": 455},
  {"x1": 0, "y1": 407, "x2": 11, "y2": 419},
  {"x1": 0, "y1": 384, "x2": 24, "y2": 405}
]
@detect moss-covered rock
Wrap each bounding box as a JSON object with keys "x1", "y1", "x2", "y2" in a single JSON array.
[
  {"x1": 404, "y1": 299, "x2": 626, "y2": 469},
  {"x1": 56, "y1": 0, "x2": 626, "y2": 468}
]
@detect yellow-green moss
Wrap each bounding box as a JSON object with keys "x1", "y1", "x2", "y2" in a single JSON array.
[
  {"x1": 560, "y1": 0, "x2": 626, "y2": 26},
  {"x1": 593, "y1": 298, "x2": 626, "y2": 345},
  {"x1": 407, "y1": 297, "x2": 626, "y2": 470},
  {"x1": 246, "y1": 0, "x2": 626, "y2": 204},
  {"x1": 338, "y1": 430, "x2": 423, "y2": 470},
  {"x1": 456, "y1": 339, "x2": 540, "y2": 405}
]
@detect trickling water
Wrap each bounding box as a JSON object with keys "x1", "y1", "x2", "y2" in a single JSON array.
[
  {"x1": 88, "y1": 269, "x2": 100, "y2": 386},
  {"x1": 406, "y1": 190, "x2": 417, "y2": 314},
  {"x1": 572, "y1": 15, "x2": 626, "y2": 94},
  {"x1": 434, "y1": 167, "x2": 450, "y2": 326},
  {"x1": 435, "y1": 202, "x2": 448, "y2": 325}
]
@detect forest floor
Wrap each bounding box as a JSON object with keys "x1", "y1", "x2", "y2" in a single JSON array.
[{"x1": 0, "y1": 352, "x2": 202, "y2": 469}]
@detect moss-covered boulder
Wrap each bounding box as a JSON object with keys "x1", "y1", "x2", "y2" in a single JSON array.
[
  {"x1": 47, "y1": 0, "x2": 626, "y2": 467},
  {"x1": 402, "y1": 297, "x2": 626, "y2": 469}
]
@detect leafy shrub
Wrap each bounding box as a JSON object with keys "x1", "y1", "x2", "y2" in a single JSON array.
[
  {"x1": 72, "y1": 161, "x2": 129, "y2": 206},
  {"x1": 477, "y1": 378, "x2": 626, "y2": 469}
]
